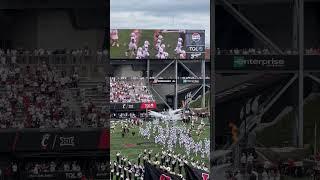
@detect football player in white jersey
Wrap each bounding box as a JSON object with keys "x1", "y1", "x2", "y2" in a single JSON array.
[
  {"x1": 130, "y1": 32, "x2": 136, "y2": 39},
  {"x1": 142, "y1": 44, "x2": 150, "y2": 58},
  {"x1": 157, "y1": 52, "x2": 164, "y2": 59},
  {"x1": 160, "y1": 44, "x2": 165, "y2": 52},
  {"x1": 110, "y1": 29, "x2": 119, "y2": 47},
  {"x1": 155, "y1": 39, "x2": 162, "y2": 51},
  {"x1": 175, "y1": 37, "x2": 183, "y2": 54},
  {"x1": 164, "y1": 52, "x2": 169, "y2": 59},
  {"x1": 156, "y1": 44, "x2": 165, "y2": 59},
  {"x1": 179, "y1": 50, "x2": 186, "y2": 59},
  {"x1": 126, "y1": 32, "x2": 137, "y2": 57},
  {"x1": 159, "y1": 51, "x2": 168, "y2": 59},
  {"x1": 158, "y1": 34, "x2": 163, "y2": 41},
  {"x1": 136, "y1": 47, "x2": 144, "y2": 59},
  {"x1": 144, "y1": 40, "x2": 150, "y2": 47}
]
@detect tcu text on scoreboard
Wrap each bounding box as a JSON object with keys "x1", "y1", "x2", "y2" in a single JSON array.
[{"x1": 185, "y1": 30, "x2": 206, "y2": 60}]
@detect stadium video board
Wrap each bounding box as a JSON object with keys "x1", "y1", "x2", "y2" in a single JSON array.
[{"x1": 110, "y1": 29, "x2": 207, "y2": 60}]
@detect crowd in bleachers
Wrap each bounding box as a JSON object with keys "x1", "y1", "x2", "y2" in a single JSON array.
[
  {"x1": 81, "y1": 97, "x2": 109, "y2": 128},
  {"x1": 0, "y1": 48, "x2": 108, "y2": 57},
  {"x1": 216, "y1": 48, "x2": 320, "y2": 55},
  {"x1": 305, "y1": 48, "x2": 320, "y2": 55},
  {"x1": 223, "y1": 151, "x2": 320, "y2": 180},
  {"x1": 0, "y1": 50, "x2": 108, "y2": 129},
  {"x1": 110, "y1": 77, "x2": 154, "y2": 103},
  {"x1": 0, "y1": 48, "x2": 108, "y2": 66},
  {"x1": 25, "y1": 161, "x2": 82, "y2": 174},
  {"x1": 0, "y1": 160, "x2": 108, "y2": 179},
  {"x1": 0, "y1": 61, "x2": 76, "y2": 128}
]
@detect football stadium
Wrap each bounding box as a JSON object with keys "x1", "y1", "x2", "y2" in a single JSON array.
[{"x1": 109, "y1": 0, "x2": 211, "y2": 179}]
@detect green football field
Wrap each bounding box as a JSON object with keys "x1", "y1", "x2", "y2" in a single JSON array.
[
  {"x1": 110, "y1": 29, "x2": 181, "y2": 59},
  {"x1": 110, "y1": 119, "x2": 210, "y2": 167}
]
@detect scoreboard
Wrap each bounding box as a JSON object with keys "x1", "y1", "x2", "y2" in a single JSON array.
[{"x1": 185, "y1": 30, "x2": 206, "y2": 60}]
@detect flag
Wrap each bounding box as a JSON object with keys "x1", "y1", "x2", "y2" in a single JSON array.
[
  {"x1": 144, "y1": 162, "x2": 182, "y2": 180},
  {"x1": 184, "y1": 164, "x2": 209, "y2": 180}
]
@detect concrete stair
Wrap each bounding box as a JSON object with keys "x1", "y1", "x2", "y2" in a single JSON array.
[{"x1": 78, "y1": 80, "x2": 108, "y2": 109}]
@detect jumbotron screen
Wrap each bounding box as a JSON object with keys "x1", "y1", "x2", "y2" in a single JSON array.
[{"x1": 110, "y1": 29, "x2": 206, "y2": 60}]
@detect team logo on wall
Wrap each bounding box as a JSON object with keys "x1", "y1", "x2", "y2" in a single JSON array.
[
  {"x1": 191, "y1": 33, "x2": 201, "y2": 42},
  {"x1": 41, "y1": 133, "x2": 51, "y2": 149}
]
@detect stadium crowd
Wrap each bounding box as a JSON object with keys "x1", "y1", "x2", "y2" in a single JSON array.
[
  {"x1": 110, "y1": 77, "x2": 154, "y2": 103},
  {"x1": 0, "y1": 49, "x2": 108, "y2": 129},
  {"x1": 0, "y1": 48, "x2": 108, "y2": 57},
  {"x1": 0, "y1": 160, "x2": 108, "y2": 180},
  {"x1": 216, "y1": 48, "x2": 320, "y2": 55},
  {"x1": 81, "y1": 97, "x2": 109, "y2": 128},
  {"x1": 25, "y1": 161, "x2": 82, "y2": 174},
  {"x1": 223, "y1": 151, "x2": 320, "y2": 180}
]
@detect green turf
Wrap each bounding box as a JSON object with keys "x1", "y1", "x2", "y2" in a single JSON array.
[
  {"x1": 110, "y1": 119, "x2": 210, "y2": 167},
  {"x1": 110, "y1": 29, "x2": 133, "y2": 59},
  {"x1": 257, "y1": 96, "x2": 320, "y2": 150},
  {"x1": 110, "y1": 29, "x2": 181, "y2": 59}
]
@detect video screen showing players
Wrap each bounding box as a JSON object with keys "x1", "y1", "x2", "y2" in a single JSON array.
[{"x1": 110, "y1": 29, "x2": 206, "y2": 60}]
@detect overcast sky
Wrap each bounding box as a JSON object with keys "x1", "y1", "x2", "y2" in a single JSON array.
[{"x1": 110, "y1": 0, "x2": 210, "y2": 47}]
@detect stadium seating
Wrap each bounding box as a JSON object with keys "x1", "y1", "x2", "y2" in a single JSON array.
[
  {"x1": 0, "y1": 48, "x2": 108, "y2": 129},
  {"x1": 110, "y1": 77, "x2": 154, "y2": 103}
]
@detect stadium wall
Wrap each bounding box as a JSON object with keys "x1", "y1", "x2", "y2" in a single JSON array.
[
  {"x1": 2, "y1": 9, "x2": 104, "y2": 50},
  {"x1": 37, "y1": 10, "x2": 104, "y2": 50},
  {"x1": 11, "y1": 11, "x2": 38, "y2": 49}
]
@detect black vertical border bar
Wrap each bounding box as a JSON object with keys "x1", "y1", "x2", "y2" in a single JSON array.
[
  {"x1": 210, "y1": 0, "x2": 216, "y2": 176},
  {"x1": 105, "y1": 0, "x2": 111, "y2": 172}
]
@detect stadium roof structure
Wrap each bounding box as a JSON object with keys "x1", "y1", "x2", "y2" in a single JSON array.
[
  {"x1": 216, "y1": 74, "x2": 291, "y2": 104},
  {"x1": 212, "y1": 0, "x2": 306, "y2": 150}
]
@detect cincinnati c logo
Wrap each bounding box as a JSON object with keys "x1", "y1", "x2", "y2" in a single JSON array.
[
  {"x1": 202, "y1": 173, "x2": 209, "y2": 180},
  {"x1": 160, "y1": 174, "x2": 171, "y2": 180},
  {"x1": 41, "y1": 134, "x2": 50, "y2": 149}
]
